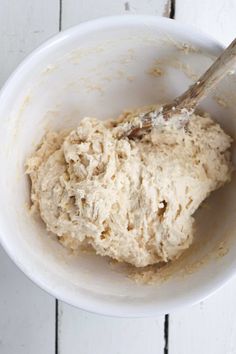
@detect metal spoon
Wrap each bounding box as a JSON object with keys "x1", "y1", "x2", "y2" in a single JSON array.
[{"x1": 124, "y1": 37, "x2": 236, "y2": 138}]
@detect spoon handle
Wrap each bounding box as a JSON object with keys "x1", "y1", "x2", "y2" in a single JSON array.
[
  {"x1": 125, "y1": 38, "x2": 236, "y2": 139},
  {"x1": 162, "y1": 37, "x2": 236, "y2": 116}
]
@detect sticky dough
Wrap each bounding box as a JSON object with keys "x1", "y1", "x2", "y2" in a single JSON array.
[{"x1": 26, "y1": 108, "x2": 232, "y2": 267}]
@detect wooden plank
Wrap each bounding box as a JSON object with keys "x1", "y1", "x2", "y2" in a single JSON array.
[
  {"x1": 58, "y1": 302, "x2": 165, "y2": 354},
  {"x1": 58, "y1": 2, "x2": 169, "y2": 353},
  {"x1": 0, "y1": 1, "x2": 59, "y2": 353},
  {"x1": 169, "y1": 279, "x2": 236, "y2": 354},
  {"x1": 175, "y1": 0, "x2": 236, "y2": 46},
  {"x1": 0, "y1": 0, "x2": 59, "y2": 86},
  {"x1": 0, "y1": 246, "x2": 55, "y2": 354},
  {"x1": 61, "y1": 0, "x2": 170, "y2": 29},
  {"x1": 169, "y1": 2, "x2": 236, "y2": 353}
]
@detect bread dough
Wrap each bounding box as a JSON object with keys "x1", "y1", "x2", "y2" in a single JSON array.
[{"x1": 26, "y1": 108, "x2": 232, "y2": 267}]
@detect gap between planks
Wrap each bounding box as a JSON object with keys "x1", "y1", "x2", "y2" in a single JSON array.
[
  {"x1": 170, "y1": 0, "x2": 175, "y2": 19},
  {"x1": 55, "y1": 299, "x2": 59, "y2": 354},
  {"x1": 164, "y1": 314, "x2": 169, "y2": 354}
]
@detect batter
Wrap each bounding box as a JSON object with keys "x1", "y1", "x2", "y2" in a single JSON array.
[{"x1": 26, "y1": 108, "x2": 232, "y2": 267}]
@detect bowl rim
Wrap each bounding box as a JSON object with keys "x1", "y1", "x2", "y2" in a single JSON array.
[{"x1": 0, "y1": 14, "x2": 235, "y2": 318}]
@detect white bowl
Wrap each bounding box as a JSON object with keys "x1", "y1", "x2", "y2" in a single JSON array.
[{"x1": 0, "y1": 15, "x2": 236, "y2": 317}]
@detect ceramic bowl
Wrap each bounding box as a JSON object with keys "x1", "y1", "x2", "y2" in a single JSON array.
[{"x1": 0, "y1": 15, "x2": 236, "y2": 317}]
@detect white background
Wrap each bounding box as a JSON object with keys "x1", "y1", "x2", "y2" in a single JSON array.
[{"x1": 0, "y1": 1, "x2": 236, "y2": 353}]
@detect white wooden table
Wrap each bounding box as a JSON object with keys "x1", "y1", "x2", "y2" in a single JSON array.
[{"x1": 0, "y1": 1, "x2": 236, "y2": 353}]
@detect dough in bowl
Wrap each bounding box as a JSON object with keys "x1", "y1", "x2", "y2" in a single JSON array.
[{"x1": 26, "y1": 108, "x2": 232, "y2": 267}]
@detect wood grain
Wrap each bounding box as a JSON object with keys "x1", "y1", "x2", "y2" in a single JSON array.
[
  {"x1": 0, "y1": 1, "x2": 59, "y2": 353},
  {"x1": 58, "y1": 302, "x2": 165, "y2": 354},
  {"x1": 0, "y1": 0, "x2": 59, "y2": 86},
  {"x1": 61, "y1": 0, "x2": 170, "y2": 29},
  {"x1": 0, "y1": 247, "x2": 55, "y2": 354},
  {"x1": 175, "y1": 0, "x2": 236, "y2": 45},
  {"x1": 169, "y1": 280, "x2": 236, "y2": 354}
]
